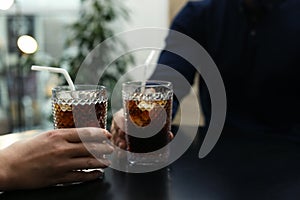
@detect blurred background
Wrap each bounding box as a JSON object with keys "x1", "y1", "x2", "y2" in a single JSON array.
[{"x1": 0, "y1": 0, "x2": 202, "y2": 135}]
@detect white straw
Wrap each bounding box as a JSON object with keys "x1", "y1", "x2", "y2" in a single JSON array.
[
  {"x1": 141, "y1": 50, "x2": 156, "y2": 93},
  {"x1": 31, "y1": 65, "x2": 75, "y2": 91},
  {"x1": 144, "y1": 50, "x2": 156, "y2": 68}
]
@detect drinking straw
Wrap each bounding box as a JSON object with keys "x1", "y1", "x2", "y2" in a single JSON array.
[
  {"x1": 141, "y1": 50, "x2": 156, "y2": 92},
  {"x1": 31, "y1": 65, "x2": 75, "y2": 90},
  {"x1": 143, "y1": 50, "x2": 156, "y2": 80}
]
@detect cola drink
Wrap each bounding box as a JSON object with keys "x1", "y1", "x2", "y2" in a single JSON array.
[
  {"x1": 122, "y1": 81, "x2": 173, "y2": 165},
  {"x1": 52, "y1": 85, "x2": 108, "y2": 129}
]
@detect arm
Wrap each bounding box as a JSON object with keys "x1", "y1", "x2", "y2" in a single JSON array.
[
  {"x1": 0, "y1": 128, "x2": 113, "y2": 190},
  {"x1": 150, "y1": 1, "x2": 208, "y2": 116}
]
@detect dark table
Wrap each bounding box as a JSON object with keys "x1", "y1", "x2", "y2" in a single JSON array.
[{"x1": 1, "y1": 126, "x2": 300, "y2": 200}]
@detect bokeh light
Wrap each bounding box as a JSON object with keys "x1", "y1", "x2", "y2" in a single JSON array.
[
  {"x1": 17, "y1": 35, "x2": 38, "y2": 54},
  {"x1": 0, "y1": 0, "x2": 14, "y2": 10}
]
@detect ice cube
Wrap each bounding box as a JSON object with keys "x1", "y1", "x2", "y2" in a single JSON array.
[{"x1": 137, "y1": 101, "x2": 154, "y2": 111}]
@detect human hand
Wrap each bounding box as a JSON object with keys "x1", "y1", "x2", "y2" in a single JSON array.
[
  {"x1": 0, "y1": 127, "x2": 113, "y2": 190},
  {"x1": 110, "y1": 109, "x2": 127, "y2": 150}
]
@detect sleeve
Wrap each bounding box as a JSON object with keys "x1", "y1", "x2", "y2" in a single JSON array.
[{"x1": 150, "y1": 1, "x2": 209, "y2": 117}]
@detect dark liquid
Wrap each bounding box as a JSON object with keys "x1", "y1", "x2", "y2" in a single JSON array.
[
  {"x1": 52, "y1": 102, "x2": 107, "y2": 129},
  {"x1": 125, "y1": 99, "x2": 172, "y2": 153}
]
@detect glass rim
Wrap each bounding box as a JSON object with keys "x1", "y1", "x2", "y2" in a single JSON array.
[
  {"x1": 52, "y1": 84, "x2": 106, "y2": 92},
  {"x1": 122, "y1": 80, "x2": 172, "y2": 88}
]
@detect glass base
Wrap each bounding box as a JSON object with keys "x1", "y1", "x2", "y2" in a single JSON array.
[
  {"x1": 128, "y1": 150, "x2": 169, "y2": 166},
  {"x1": 56, "y1": 169, "x2": 104, "y2": 186}
]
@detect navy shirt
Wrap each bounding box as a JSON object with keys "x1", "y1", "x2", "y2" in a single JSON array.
[{"x1": 152, "y1": 0, "x2": 300, "y2": 134}]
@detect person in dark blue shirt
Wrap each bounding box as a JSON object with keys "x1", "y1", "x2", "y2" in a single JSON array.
[
  {"x1": 151, "y1": 0, "x2": 300, "y2": 135},
  {"x1": 111, "y1": 0, "x2": 300, "y2": 148}
]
